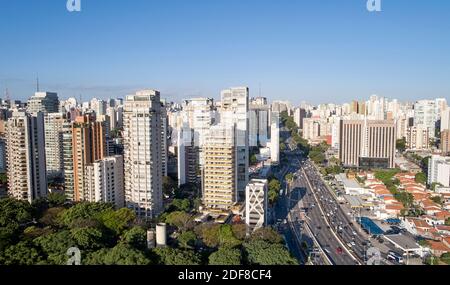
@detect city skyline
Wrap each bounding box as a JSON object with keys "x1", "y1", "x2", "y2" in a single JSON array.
[{"x1": 1, "y1": 1, "x2": 450, "y2": 103}]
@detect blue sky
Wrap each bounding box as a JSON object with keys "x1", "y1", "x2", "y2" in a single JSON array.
[{"x1": 0, "y1": 0, "x2": 449, "y2": 104}]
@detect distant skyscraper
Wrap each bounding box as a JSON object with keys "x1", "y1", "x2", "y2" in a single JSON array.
[
  {"x1": 245, "y1": 179, "x2": 268, "y2": 233},
  {"x1": 220, "y1": 87, "x2": 249, "y2": 201},
  {"x1": 202, "y1": 124, "x2": 236, "y2": 212},
  {"x1": 27, "y1": 92, "x2": 59, "y2": 114},
  {"x1": 6, "y1": 111, "x2": 47, "y2": 202},
  {"x1": 123, "y1": 90, "x2": 163, "y2": 219}
]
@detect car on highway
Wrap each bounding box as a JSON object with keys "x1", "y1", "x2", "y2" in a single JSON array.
[{"x1": 336, "y1": 247, "x2": 343, "y2": 255}]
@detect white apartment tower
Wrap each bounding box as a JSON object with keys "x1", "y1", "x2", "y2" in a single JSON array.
[
  {"x1": 220, "y1": 87, "x2": 249, "y2": 200},
  {"x1": 85, "y1": 155, "x2": 125, "y2": 208},
  {"x1": 414, "y1": 100, "x2": 437, "y2": 137},
  {"x1": 123, "y1": 90, "x2": 163, "y2": 219},
  {"x1": 6, "y1": 111, "x2": 48, "y2": 202},
  {"x1": 44, "y1": 113, "x2": 66, "y2": 177},
  {"x1": 428, "y1": 155, "x2": 450, "y2": 187},
  {"x1": 245, "y1": 179, "x2": 268, "y2": 233}
]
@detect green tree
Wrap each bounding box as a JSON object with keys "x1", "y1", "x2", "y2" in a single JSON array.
[
  {"x1": 285, "y1": 173, "x2": 294, "y2": 184},
  {"x1": 440, "y1": 253, "x2": 450, "y2": 265},
  {"x1": 0, "y1": 241, "x2": 43, "y2": 265},
  {"x1": 169, "y1": 199, "x2": 191, "y2": 213},
  {"x1": 165, "y1": 211, "x2": 194, "y2": 232},
  {"x1": 99, "y1": 208, "x2": 136, "y2": 236},
  {"x1": 71, "y1": 227, "x2": 107, "y2": 250},
  {"x1": 86, "y1": 244, "x2": 152, "y2": 265},
  {"x1": 154, "y1": 247, "x2": 201, "y2": 265},
  {"x1": 268, "y1": 179, "x2": 281, "y2": 205},
  {"x1": 33, "y1": 230, "x2": 76, "y2": 265},
  {"x1": 121, "y1": 226, "x2": 147, "y2": 250},
  {"x1": 243, "y1": 240, "x2": 298, "y2": 265},
  {"x1": 58, "y1": 202, "x2": 114, "y2": 227},
  {"x1": 177, "y1": 231, "x2": 197, "y2": 249},
  {"x1": 396, "y1": 138, "x2": 406, "y2": 153},
  {"x1": 430, "y1": 196, "x2": 443, "y2": 205},
  {"x1": 415, "y1": 172, "x2": 427, "y2": 185},
  {"x1": 445, "y1": 218, "x2": 450, "y2": 226},
  {"x1": 250, "y1": 227, "x2": 284, "y2": 244},
  {"x1": 209, "y1": 247, "x2": 242, "y2": 265}
]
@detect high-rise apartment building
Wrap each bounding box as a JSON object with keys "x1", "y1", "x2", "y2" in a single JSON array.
[
  {"x1": 220, "y1": 87, "x2": 249, "y2": 200},
  {"x1": 84, "y1": 155, "x2": 124, "y2": 207},
  {"x1": 44, "y1": 113, "x2": 66, "y2": 177},
  {"x1": 202, "y1": 124, "x2": 236, "y2": 213},
  {"x1": 62, "y1": 122, "x2": 75, "y2": 201},
  {"x1": 441, "y1": 130, "x2": 450, "y2": 155},
  {"x1": 70, "y1": 115, "x2": 107, "y2": 202},
  {"x1": 414, "y1": 100, "x2": 437, "y2": 137},
  {"x1": 339, "y1": 119, "x2": 396, "y2": 168},
  {"x1": 441, "y1": 106, "x2": 450, "y2": 132},
  {"x1": 6, "y1": 111, "x2": 47, "y2": 202},
  {"x1": 245, "y1": 179, "x2": 268, "y2": 233},
  {"x1": 406, "y1": 125, "x2": 430, "y2": 151},
  {"x1": 123, "y1": 90, "x2": 163, "y2": 219},
  {"x1": 249, "y1": 98, "x2": 270, "y2": 147},
  {"x1": 428, "y1": 155, "x2": 450, "y2": 187},
  {"x1": 294, "y1": 107, "x2": 307, "y2": 130},
  {"x1": 270, "y1": 112, "x2": 280, "y2": 164}
]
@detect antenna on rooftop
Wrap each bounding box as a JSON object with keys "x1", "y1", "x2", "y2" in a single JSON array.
[
  {"x1": 5, "y1": 88, "x2": 10, "y2": 101},
  {"x1": 36, "y1": 75, "x2": 40, "y2": 92}
]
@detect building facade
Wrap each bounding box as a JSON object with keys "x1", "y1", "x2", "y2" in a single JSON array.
[
  {"x1": 6, "y1": 111, "x2": 48, "y2": 202},
  {"x1": 123, "y1": 90, "x2": 163, "y2": 219}
]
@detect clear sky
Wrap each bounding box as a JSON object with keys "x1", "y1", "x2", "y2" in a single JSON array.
[{"x1": 0, "y1": 0, "x2": 449, "y2": 104}]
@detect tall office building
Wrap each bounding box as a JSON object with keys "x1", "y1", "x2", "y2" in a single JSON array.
[
  {"x1": 44, "y1": 113, "x2": 66, "y2": 177},
  {"x1": 84, "y1": 155, "x2": 124, "y2": 207},
  {"x1": 123, "y1": 90, "x2": 163, "y2": 219},
  {"x1": 202, "y1": 124, "x2": 236, "y2": 213},
  {"x1": 177, "y1": 126, "x2": 199, "y2": 186},
  {"x1": 6, "y1": 111, "x2": 48, "y2": 202},
  {"x1": 406, "y1": 125, "x2": 430, "y2": 151},
  {"x1": 249, "y1": 98, "x2": 270, "y2": 147},
  {"x1": 442, "y1": 130, "x2": 450, "y2": 155},
  {"x1": 27, "y1": 92, "x2": 59, "y2": 114},
  {"x1": 428, "y1": 155, "x2": 450, "y2": 187},
  {"x1": 339, "y1": 119, "x2": 396, "y2": 168},
  {"x1": 70, "y1": 115, "x2": 107, "y2": 202},
  {"x1": 245, "y1": 179, "x2": 268, "y2": 233},
  {"x1": 220, "y1": 87, "x2": 249, "y2": 200}
]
